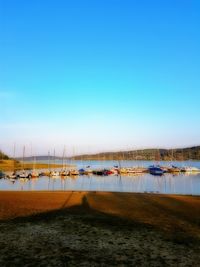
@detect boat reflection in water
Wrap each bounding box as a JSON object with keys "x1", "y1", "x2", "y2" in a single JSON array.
[
  {"x1": 0, "y1": 171, "x2": 200, "y2": 195},
  {"x1": 0, "y1": 160, "x2": 200, "y2": 195}
]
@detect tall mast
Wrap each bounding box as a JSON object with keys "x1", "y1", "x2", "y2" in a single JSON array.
[
  {"x1": 13, "y1": 143, "x2": 16, "y2": 171},
  {"x1": 48, "y1": 151, "x2": 50, "y2": 172},
  {"x1": 22, "y1": 146, "x2": 25, "y2": 170},
  {"x1": 54, "y1": 148, "x2": 56, "y2": 170},
  {"x1": 62, "y1": 146, "x2": 66, "y2": 169}
]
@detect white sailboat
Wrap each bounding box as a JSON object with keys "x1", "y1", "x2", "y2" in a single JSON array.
[
  {"x1": 60, "y1": 146, "x2": 70, "y2": 176},
  {"x1": 50, "y1": 149, "x2": 60, "y2": 178},
  {"x1": 69, "y1": 147, "x2": 79, "y2": 176},
  {"x1": 17, "y1": 146, "x2": 30, "y2": 178},
  {"x1": 181, "y1": 166, "x2": 200, "y2": 173},
  {"x1": 31, "y1": 155, "x2": 39, "y2": 178}
]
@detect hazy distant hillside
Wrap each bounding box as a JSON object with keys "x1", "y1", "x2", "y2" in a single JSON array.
[
  {"x1": 74, "y1": 146, "x2": 200, "y2": 161},
  {"x1": 15, "y1": 146, "x2": 200, "y2": 161},
  {"x1": 16, "y1": 155, "x2": 63, "y2": 161}
]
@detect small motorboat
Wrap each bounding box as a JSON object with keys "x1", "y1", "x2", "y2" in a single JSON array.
[
  {"x1": 50, "y1": 171, "x2": 60, "y2": 178},
  {"x1": 17, "y1": 170, "x2": 30, "y2": 178},
  {"x1": 103, "y1": 169, "x2": 113, "y2": 175},
  {"x1": 118, "y1": 168, "x2": 128, "y2": 174},
  {"x1": 160, "y1": 166, "x2": 168, "y2": 173},
  {"x1": 126, "y1": 168, "x2": 135, "y2": 174},
  {"x1": 84, "y1": 168, "x2": 93, "y2": 175},
  {"x1": 148, "y1": 166, "x2": 165, "y2": 176},
  {"x1": 69, "y1": 169, "x2": 79, "y2": 176},
  {"x1": 30, "y1": 170, "x2": 40, "y2": 178},
  {"x1": 110, "y1": 167, "x2": 119, "y2": 175},
  {"x1": 93, "y1": 169, "x2": 104, "y2": 176},
  {"x1": 79, "y1": 168, "x2": 85, "y2": 175},
  {"x1": 168, "y1": 165, "x2": 181, "y2": 173},
  {"x1": 6, "y1": 172, "x2": 17, "y2": 179},
  {"x1": 181, "y1": 167, "x2": 200, "y2": 173},
  {"x1": 127, "y1": 167, "x2": 147, "y2": 174},
  {"x1": 60, "y1": 169, "x2": 70, "y2": 176}
]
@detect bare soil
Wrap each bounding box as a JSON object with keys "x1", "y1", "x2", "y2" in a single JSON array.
[{"x1": 0, "y1": 192, "x2": 199, "y2": 266}]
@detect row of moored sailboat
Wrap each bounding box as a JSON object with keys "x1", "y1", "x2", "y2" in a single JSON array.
[{"x1": 3, "y1": 164, "x2": 200, "y2": 179}]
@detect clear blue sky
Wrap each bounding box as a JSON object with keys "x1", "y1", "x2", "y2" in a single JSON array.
[{"x1": 0, "y1": 0, "x2": 200, "y2": 156}]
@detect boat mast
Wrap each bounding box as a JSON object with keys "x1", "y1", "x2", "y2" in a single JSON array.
[
  {"x1": 62, "y1": 146, "x2": 66, "y2": 170},
  {"x1": 54, "y1": 149, "x2": 56, "y2": 171},
  {"x1": 33, "y1": 155, "x2": 36, "y2": 171},
  {"x1": 73, "y1": 146, "x2": 76, "y2": 169},
  {"x1": 48, "y1": 151, "x2": 50, "y2": 172},
  {"x1": 13, "y1": 143, "x2": 16, "y2": 172},
  {"x1": 22, "y1": 146, "x2": 25, "y2": 170},
  {"x1": 171, "y1": 149, "x2": 174, "y2": 164}
]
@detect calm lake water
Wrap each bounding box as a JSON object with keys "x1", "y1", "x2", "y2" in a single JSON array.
[{"x1": 1, "y1": 160, "x2": 200, "y2": 195}]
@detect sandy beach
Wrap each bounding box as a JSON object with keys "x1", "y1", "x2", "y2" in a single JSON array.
[{"x1": 0, "y1": 191, "x2": 200, "y2": 266}]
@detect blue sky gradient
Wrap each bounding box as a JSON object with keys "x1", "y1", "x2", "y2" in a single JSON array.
[{"x1": 0, "y1": 0, "x2": 200, "y2": 156}]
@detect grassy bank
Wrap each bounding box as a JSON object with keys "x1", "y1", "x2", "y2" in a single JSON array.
[
  {"x1": 0, "y1": 192, "x2": 199, "y2": 266},
  {"x1": 0, "y1": 159, "x2": 70, "y2": 172}
]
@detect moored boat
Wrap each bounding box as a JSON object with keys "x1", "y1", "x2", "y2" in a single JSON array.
[
  {"x1": 60, "y1": 169, "x2": 70, "y2": 176},
  {"x1": 91, "y1": 168, "x2": 116, "y2": 176},
  {"x1": 6, "y1": 172, "x2": 17, "y2": 179},
  {"x1": 50, "y1": 171, "x2": 60, "y2": 178},
  {"x1": 110, "y1": 167, "x2": 119, "y2": 175},
  {"x1": 127, "y1": 167, "x2": 148, "y2": 174},
  {"x1": 79, "y1": 168, "x2": 85, "y2": 175},
  {"x1": 103, "y1": 169, "x2": 113, "y2": 175},
  {"x1": 148, "y1": 166, "x2": 165, "y2": 175},
  {"x1": 30, "y1": 170, "x2": 40, "y2": 178},
  {"x1": 93, "y1": 169, "x2": 105, "y2": 175},
  {"x1": 167, "y1": 165, "x2": 181, "y2": 173},
  {"x1": 17, "y1": 170, "x2": 30, "y2": 178},
  {"x1": 160, "y1": 166, "x2": 168, "y2": 173},
  {"x1": 118, "y1": 168, "x2": 128, "y2": 174},
  {"x1": 69, "y1": 169, "x2": 79, "y2": 176},
  {"x1": 84, "y1": 169, "x2": 93, "y2": 175},
  {"x1": 181, "y1": 166, "x2": 200, "y2": 173}
]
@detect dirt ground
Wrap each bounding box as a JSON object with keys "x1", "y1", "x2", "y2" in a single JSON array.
[{"x1": 0, "y1": 192, "x2": 199, "y2": 266}]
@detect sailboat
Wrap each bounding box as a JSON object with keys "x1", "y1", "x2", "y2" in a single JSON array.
[
  {"x1": 167, "y1": 149, "x2": 180, "y2": 173},
  {"x1": 118, "y1": 151, "x2": 128, "y2": 174},
  {"x1": 31, "y1": 155, "x2": 39, "y2": 178},
  {"x1": 17, "y1": 146, "x2": 30, "y2": 178},
  {"x1": 69, "y1": 147, "x2": 79, "y2": 176},
  {"x1": 60, "y1": 146, "x2": 70, "y2": 176},
  {"x1": 50, "y1": 149, "x2": 60, "y2": 178},
  {"x1": 181, "y1": 166, "x2": 200, "y2": 173}
]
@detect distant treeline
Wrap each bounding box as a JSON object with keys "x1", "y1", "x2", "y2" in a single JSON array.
[
  {"x1": 16, "y1": 155, "x2": 60, "y2": 161},
  {"x1": 74, "y1": 146, "x2": 200, "y2": 161},
  {"x1": 8, "y1": 145, "x2": 200, "y2": 161},
  {"x1": 0, "y1": 150, "x2": 9, "y2": 160}
]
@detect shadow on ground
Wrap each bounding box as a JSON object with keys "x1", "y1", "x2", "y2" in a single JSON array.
[{"x1": 0, "y1": 193, "x2": 200, "y2": 266}]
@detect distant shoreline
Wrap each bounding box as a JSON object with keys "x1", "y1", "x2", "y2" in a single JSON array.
[
  {"x1": 0, "y1": 160, "x2": 73, "y2": 172},
  {"x1": 14, "y1": 145, "x2": 200, "y2": 161}
]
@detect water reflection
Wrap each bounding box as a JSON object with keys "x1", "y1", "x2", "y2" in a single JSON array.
[
  {"x1": 0, "y1": 172, "x2": 200, "y2": 195},
  {"x1": 1, "y1": 160, "x2": 200, "y2": 195}
]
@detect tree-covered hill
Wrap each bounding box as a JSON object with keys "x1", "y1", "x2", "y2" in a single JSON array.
[
  {"x1": 74, "y1": 146, "x2": 200, "y2": 161},
  {"x1": 0, "y1": 150, "x2": 9, "y2": 160}
]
